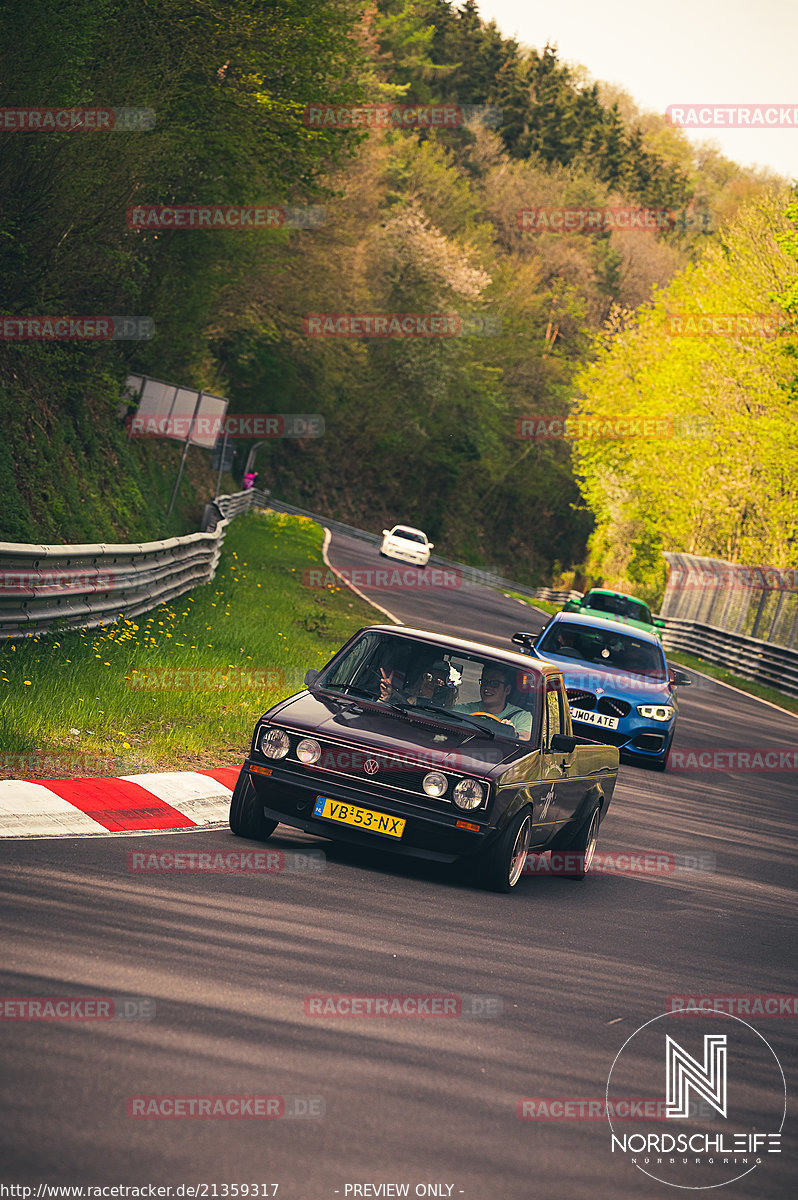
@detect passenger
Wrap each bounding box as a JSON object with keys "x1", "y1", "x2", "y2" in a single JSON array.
[
  {"x1": 454, "y1": 665, "x2": 532, "y2": 741},
  {"x1": 405, "y1": 660, "x2": 456, "y2": 708}
]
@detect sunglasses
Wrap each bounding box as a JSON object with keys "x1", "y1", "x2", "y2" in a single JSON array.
[{"x1": 480, "y1": 677, "x2": 508, "y2": 688}]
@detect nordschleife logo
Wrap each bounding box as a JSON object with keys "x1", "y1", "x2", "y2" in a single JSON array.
[{"x1": 606, "y1": 1011, "x2": 786, "y2": 1189}]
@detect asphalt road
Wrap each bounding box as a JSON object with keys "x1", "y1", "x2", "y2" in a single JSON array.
[{"x1": 1, "y1": 531, "x2": 796, "y2": 1198}]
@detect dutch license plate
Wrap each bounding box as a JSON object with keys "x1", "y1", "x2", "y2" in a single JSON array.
[
  {"x1": 313, "y1": 796, "x2": 405, "y2": 839},
  {"x1": 569, "y1": 707, "x2": 620, "y2": 730}
]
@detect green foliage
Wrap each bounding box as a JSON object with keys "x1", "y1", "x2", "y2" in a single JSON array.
[
  {"x1": 572, "y1": 190, "x2": 798, "y2": 602},
  {"x1": 0, "y1": 0, "x2": 784, "y2": 589}
]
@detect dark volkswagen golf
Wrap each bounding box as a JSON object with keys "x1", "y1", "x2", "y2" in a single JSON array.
[{"x1": 229, "y1": 625, "x2": 620, "y2": 892}]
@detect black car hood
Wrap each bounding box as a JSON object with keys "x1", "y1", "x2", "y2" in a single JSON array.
[{"x1": 263, "y1": 690, "x2": 529, "y2": 774}]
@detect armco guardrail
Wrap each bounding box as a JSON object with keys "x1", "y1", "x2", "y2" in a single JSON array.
[
  {"x1": 0, "y1": 485, "x2": 571, "y2": 640},
  {"x1": 0, "y1": 488, "x2": 277, "y2": 639},
  {"x1": 0, "y1": 525, "x2": 232, "y2": 639},
  {"x1": 657, "y1": 616, "x2": 798, "y2": 700}
]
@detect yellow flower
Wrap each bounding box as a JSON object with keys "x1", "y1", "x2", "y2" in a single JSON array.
[{"x1": 24, "y1": 680, "x2": 32, "y2": 685}]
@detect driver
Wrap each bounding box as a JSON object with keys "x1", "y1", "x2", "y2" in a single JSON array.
[{"x1": 454, "y1": 664, "x2": 532, "y2": 741}]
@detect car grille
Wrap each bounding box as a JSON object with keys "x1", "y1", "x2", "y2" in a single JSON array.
[
  {"x1": 274, "y1": 733, "x2": 459, "y2": 802},
  {"x1": 566, "y1": 691, "x2": 631, "y2": 718}
]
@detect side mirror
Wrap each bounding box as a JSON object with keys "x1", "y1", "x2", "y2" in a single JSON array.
[
  {"x1": 669, "y1": 668, "x2": 692, "y2": 687},
  {"x1": 550, "y1": 733, "x2": 577, "y2": 753},
  {"x1": 382, "y1": 530, "x2": 389, "y2": 537},
  {"x1": 304, "y1": 668, "x2": 321, "y2": 687},
  {"x1": 654, "y1": 618, "x2": 665, "y2": 628},
  {"x1": 512, "y1": 631, "x2": 539, "y2": 655},
  {"x1": 562, "y1": 600, "x2": 579, "y2": 613},
  {"x1": 427, "y1": 542, "x2": 434, "y2": 549}
]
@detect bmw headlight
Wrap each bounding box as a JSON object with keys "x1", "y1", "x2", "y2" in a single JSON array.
[
  {"x1": 260, "y1": 727, "x2": 291, "y2": 759},
  {"x1": 296, "y1": 737, "x2": 321, "y2": 764},
  {"x1": 637, "y1": 704, "x2": 674, "y2": 722},
  {"x1": 423, "y1": 771, "x2": 448, "y2": 798},
  {"x1": 453, "y1": 778, "x2": 486, "y2": 810}
]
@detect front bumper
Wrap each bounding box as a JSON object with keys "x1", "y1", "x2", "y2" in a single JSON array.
[
  {"x1": 380, "y1": 542, "x2": 429, "y2": 565},
  {"x1": 571, "y1": 716, "x2": 673, "y2": 762},
  {"x1": 241, "y1": 759, "x2": 492, "y2": 862}
]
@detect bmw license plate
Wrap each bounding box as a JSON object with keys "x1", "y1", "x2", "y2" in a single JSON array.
[
  {"x1": 313, "y1": 796, "x2": 405, "y2": 839},
  {"x1": 569, "y1": 707, "x2": 619, "y2": 730}
]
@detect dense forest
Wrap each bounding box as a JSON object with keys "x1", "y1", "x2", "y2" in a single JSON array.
[{"x1": 1, "y1": 0, "x2": 794, "y2": 597}]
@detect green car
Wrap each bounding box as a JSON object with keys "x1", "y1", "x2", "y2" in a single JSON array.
[{"x1": 561, "y1": 588, "x2": 665, "y2": 641}]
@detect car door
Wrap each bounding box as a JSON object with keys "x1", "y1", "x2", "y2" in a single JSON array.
[{"x1": 538, "y1": 679, "x2": 573, "y2": 834}]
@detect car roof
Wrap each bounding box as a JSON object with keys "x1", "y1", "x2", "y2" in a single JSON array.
[
  {"x1": 363, "y1": 624, "x2": 555, "y2": 679},
  {"x1": 549, "y1": 611, "x2": 662, "y2": 646},
  {"x1": 390, "y1": 525, "x2": 427, "y2": 536},
  {"x1": 582, "y1": 587, "x2": 649, "y2": 605}
]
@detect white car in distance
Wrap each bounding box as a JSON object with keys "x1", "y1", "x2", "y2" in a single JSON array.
[{"x1": 379, "y1": 525, "x2": 434, "y2": 567}]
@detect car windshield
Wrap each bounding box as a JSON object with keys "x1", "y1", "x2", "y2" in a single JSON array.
[
  {"x1": 316, "y1": 631, "x2": 537, "y2": 739},
  {"x1": 539, "y1": 622, "x2": 666, "y2": 679},
  {"x1": 583, "y1": 592, "x2": 652, "y2": 624},
  {"x1": 392, "y1": 528, "x2": 426, "y2": 544}
]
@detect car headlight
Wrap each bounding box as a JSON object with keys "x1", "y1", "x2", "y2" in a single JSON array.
[
  {"x1": 423, "y1": 771, "x2": 448, "y2": 798},
  {"x1": 636, "y1": 704, "x2": 674, "y2": 722},
  {"x1": 260, "y1": 727, "x2": 291, "y2": 759},
  {"x1": 453, "y1": 779, "x2": 486, "y2": 810},
  {"x1": 296, "y1": 737, "x2": 321, "y2": 764}
]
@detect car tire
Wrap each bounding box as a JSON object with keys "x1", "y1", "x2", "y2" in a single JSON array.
[
  {"x1": 475, "y1": 808, "x2": 532, "y2": 893},
  {"x1": 561, "y1": 803, "x2": 601, "y2": 881},
  {"x1": 229, "y1": 769, "x2": 279, "y2": 841}
]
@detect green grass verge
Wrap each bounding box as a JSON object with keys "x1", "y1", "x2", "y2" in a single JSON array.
[
  {"x1": 0, "y1": 511, "x2": 382, "y2": 778},
  {"x1": 501, "y1": 592, "x2": 561, "y2": 619},
  {"x1": 501, "y1": 592, "x2": 798, "y2": 716}
]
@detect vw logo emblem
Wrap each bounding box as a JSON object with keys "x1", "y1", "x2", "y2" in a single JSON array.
[{"x1": 364, "y1": 758, "x2": 380, "y2": 776}]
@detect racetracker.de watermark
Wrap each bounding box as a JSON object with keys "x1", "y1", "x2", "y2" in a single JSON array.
[
  {"x1": 127, "y1": 1095, "x2": 324, "y2": 1119},
  {"x1": 667, "y1": 564, "x2": 798, "y2": 591},
  {"x1": 669, "y1": 748, "x2": 798, "y2": 771},
  {"x1": 516, "y1": 207, "x2": 715, "y2": 233},
  {"x1": 126, "y1": 668, "x2": 284, "y2": 691},
  {"x1": 0, "y1": 996, "x2": 155, "y2": 1020},
  {"x1": 303, "y1": 313, "x2": 500, "y2": 337},
  {"x1": 667, "y1": 995, "x2": 798, "y2": 1017},
  {"x1": 303, "y1": 566, "x2": 460, "y2": 591},
  {"x1": 0, "y1": 752, "x2": 116, "y2": 778},
  {"x1": 666, "y1": 313, "x2": 798, "y2": 337},
  {"x1": 667, "y1": 104, "x2": 798, "y2": 128},
  {"x1": 127, "y1": 205, "x2": 325, "y2": 230},
  {"x1": 304, "y1": 994, "x2": 502, "y2": 1018},
  {"x1": 0, "y1": 106, "x2": 155, "y2": 131},
  {"x1": 523, "y1": 851, "x2": 697, "y2": 877},
  {"x1": 127, "y1": 849, "x2": 324, "y2": 874},
  {"x1": 128, "y1": 413, "x2": 324, "y2": 439},
  {"x1": 302, "y1": 103, "x2": 501, "y2": 128},
  {"x1": 516, "y1": 416, "x2": 711, "y2": 440},
  {"x1": 275, "y1": 746, "x2": 509, "y2": 772},
  {"x1": 0, "y1": 568, "x2": 115, "y2": 592},
  {"x1": 0, "y1": 316, "x2": 153, "y2": 341},
  {"x1": 518, "y1": 1097, "x2": 720, "y2": 1120}
]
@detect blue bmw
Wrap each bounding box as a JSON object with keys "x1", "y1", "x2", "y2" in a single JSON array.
[{"x1": 512, "y1": 612, "x2": 691, "y2": 770}]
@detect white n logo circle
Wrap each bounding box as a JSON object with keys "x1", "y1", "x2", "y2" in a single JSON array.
[{"x1": 666, "y1": 1034, "x2": 727, "y2": 1118}]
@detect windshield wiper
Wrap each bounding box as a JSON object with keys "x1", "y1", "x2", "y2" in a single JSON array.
[{"x1": 411, "y1": 705, "x2": 500, "y2": 738}]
